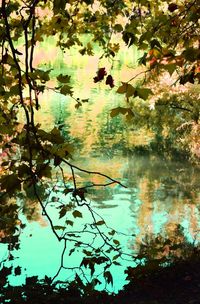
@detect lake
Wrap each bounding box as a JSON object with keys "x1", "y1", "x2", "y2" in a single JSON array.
[{"x1": 1, "y1": 38, "x2": 200, "y2": 293}]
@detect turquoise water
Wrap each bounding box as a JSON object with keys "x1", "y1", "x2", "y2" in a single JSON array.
[{"x1": 1, "y1": 153, "x2": 200, "y2": 292}]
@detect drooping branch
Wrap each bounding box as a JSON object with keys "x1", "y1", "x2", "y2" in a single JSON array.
[{"x1": 61, "y1": 159, "x2": 126, "y2": 189}]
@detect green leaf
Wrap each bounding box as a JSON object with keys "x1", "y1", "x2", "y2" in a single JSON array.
[
  {"x1": 36, "y1": 164, "x2": 52, "y2": 179},
  {"x1": 50, "y1": 127, "x2": 64, "y2": 144},
  {"x1": 60, "y1": 84, "x2": 73, "y2": 96},
  {"x1": 116, "y1": 83, "x2": 135, "y2": 97},
  {"x1": 73, "y1": 210, "x2": 83, "y2": 218},
  {"x1": 114, "y1": 24, "x2": 123, "y2": 32},
  {"x1": 110, "y1": 107, "x2": 128, "y2": 118},
  {"x1": 110, "y1": 107, "x2": 121, "y2": 117},
  {"x1": 126, "y1": 84, "x2": 135, "y2": 98},
  {"x1": 182, "y1": 48, "x2": 200, "y2": 62},
  {"x1": 112, "y1": 254, "x2": 120, "y2": 260},
  {"x1": 53, "y1": 142, "x2": 73, "y2": 158},
  {"x1": 0, "y1": 174, "x2": 21, "y2": 194},
  {"x1": 57, "y1": 74, "x2": 71, "y2": 83},
  {"x1": 29, "y1": 69, "x2": 51, "y2": 82},
  {"x1": 150, "y1": 39, "x2": 162, "y2": 50},
  {"x1": 9, "y1": 84, "x2": 20, "y2": 96},
  {"x1": 164, "y1": 63, "x2": 176, "y2": 76},
  {"x1": 116, "y1": 83, "x2": 127, "y2": 94},
  {"x1": 135, "y1": 88, "x2": 152, "y2": 100},
  {"x1": 18, "y1": 164, "x2": 30, "y2": 178},
  {"x1": 126, "y1": 109, "x2": 134, "y2": 121},
  {"x1": 139, "y1": 32, "x2": 152, "y2": 44}
]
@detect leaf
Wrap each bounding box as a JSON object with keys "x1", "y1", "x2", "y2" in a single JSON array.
[
  {"x1": 17, "y1": 164, "x2": 30, "y2": 178},
  {"x1": 73, "y1": 189, "x2": 86, "y2": 201},
  {"x1": 75, "y1": 102, "x2": 82, "y2": 109},
  {"x1": 59, "y1": 207, "x2": 67, "y2": 219},
  {"x1": 53, "y1": 225, "x2": 65, "y2": 230},
  {"x1": 113, "y1": 239, "x2": 120, "y2": 246},
  {"x1": 80, "y1": 257, "x2": 89, "y2": 268},
  {"x1": 116, "y1": 83, "x2": 127, "y2": 94},
  {"x1": 135, "y1": 88, "x2": 152, "y2": 100},
  {"x1": 108, "y1": 229, "x2": 115, "y2": 236},
  {"x1": 83, "y1": 249, "x2": 92, "y2": 256},
  {"x1": 150, "y1": 39, "x2": 162, "y2": 50},
  {"x1": 126, "y1": 109, "x2": 134, "y2": 122},
  {"x1": 54, "y1": 142, "x2": 73, "y2": 158},
  {"x1": 110, "y1": 107, "x2": 121, "y2": 117},
  {"x1": 0, "y1": 174, "x2": 21, "y2": 194},
  {"x1": 53, "y1": 0, "x2": 66, "y2": 14},
  {"x1": 14, "y1": 266, "x2": 21, "y2": 276},
  {"x1": 69, "y1": 248, "x2": 75, "y2": 256},
  {"x1": 114, "y1": 24, "x2": 123, "y2": 32},
  {"x1": 168, "y1": 3, "x2": 178, "y2": 12},
  {"x1": 65, "y1": 220, "x2": 74, "y2": 226},
  {"x1": 72, "y1": 210, "x2": 83, "y2": 218},
  {"x1": 95, "y1": 220, "x2": 105, "y2": 226},
  {"x1": 123, "y1": 31, "x2": 136, "y2": 47},
  {"x1": 30, "y1": 69, "x2": 51, "y2": 82},
  {"x1": 126, "y1": 84, "x2": 135, "y2": 98},
  {"x1": 64, "y1": 189, "x2": 72, "y2": 195},
  {"x1": 95, "y1": 256, "x2": 109, "y2": 264},
  {"x1": 165, "y1": 63, "x2": 176, "y2": 76},
  {"x1": 112, "y1": 254, "x2": 120, "y2": 260},
  {"x1": 182, "y1": 48, "x2": 200, "y2": 62},
  {"x1": 57, "y1": 74, "x2": 71, "y2": 83},
  {"x1": 116, "y1": 83, "x2": 135, "y2": 97},
  {"x1": 93, "y1": 67, "x2": 107, "y2": 83},
  {"x1": 50, "y1": 127, "x2": 64, "y2": 144},
  {"x1": 104, "y1": 271, "x2": 113, "y2": 286},
  {"x1": 89, "y1": 262, "x2": 95, "y2": 276},
  {"x1": 106, "y1": 75, "x2": 114, "y2": 88},
  {"x1": 110, "y1": 107, "x2": 128, "y2": 117},
  {"x1": 54, "y1": 155, "x2": 62, "y2": 166},
  {"x1": 10, "y1": 84, "x2": 20, "y2": 96},
  {"x1": 37, "y1": 164, "x2": 52, "y2": 179},
  {"x1": 60, "y1": 84, "x2": 73, "y2": 96}
]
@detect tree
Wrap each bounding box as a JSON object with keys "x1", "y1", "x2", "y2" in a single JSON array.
[
  {"x1": 0, "y1": 0, "x2": 200, "y2": 290},
  {"x1": 110, "y1": 0, "x2": 200, "y2": 159}
]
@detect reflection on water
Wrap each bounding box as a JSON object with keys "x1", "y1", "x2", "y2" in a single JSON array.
[
  {"x1": 1, "y1": 38, "x2": 200, "y2": 292},
  {"x1": 1, "y1": 153, "x2": 200, "y2": 292}
]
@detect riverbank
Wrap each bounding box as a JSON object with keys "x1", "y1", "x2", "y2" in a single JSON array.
[{"x1": 1, "y1": 250, "x2": 200, "y2": 304}]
